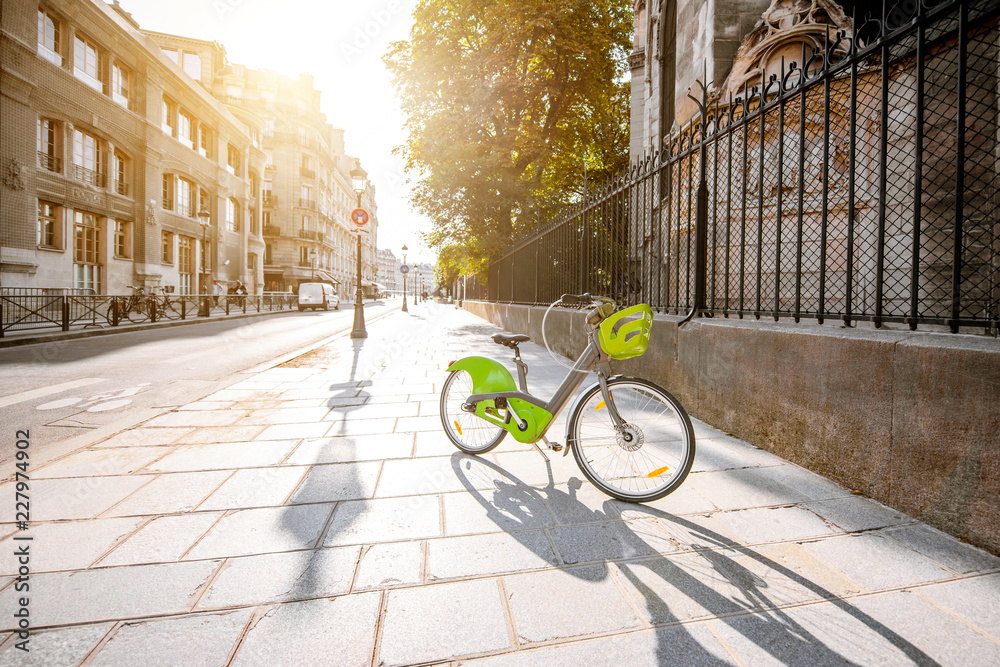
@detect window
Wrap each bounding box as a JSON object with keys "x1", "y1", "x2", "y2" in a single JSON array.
[
  {"x1": 113, "y1": 152, "x2": 128, "y2": 196},
  {"x1": 37, "y1": 8, "x2": 62, "y2": 66},
  {"x1": 162, "y1": 98, "x2": 175, "y2": 135},
  {"x1": 226, "y1": 198, "x2": 239, "y2": 232},
  {"x1": 177, "y1": 178, "x2": 194, "y2": 217},
  {"x1": 162, "y1": 174, "x2": 174, "y2": 210},
  {"x1": 183, "y1": 52, "x2": 201, "y2": 80},
  {"x1": 162, "y1": 48, "x2": 178, "y2": 64},
  {"x1": 199, "y1": 189, "x2": 210, "y2": 216},
  {"x1": 198, "y1": 125, "x2": 212, "y2": 158},
  {"x1": 72, "y1": 129, "x2": 103, "y2": 186},
  {"x1": 265, "y1": 243, "x2": 273, "y2": 264},
  {"x1": 178, "y1": 111, "x2": 194, "y2": 148},
  {"x1": 226, "y1": 85, "x2": 242, "y2": 99},
  {"x1": 113, "y1": 220, "x2": 131, "y2": 258},
  {"x1": 250, "y1": 207, "x2": 258, "y2": 236},
  {"x1": 300, "y1": 247, "x2": 310, "y2": 266},
  {"x1": 300, "y1": 185, "x2": 311, "y2": 208},
  {"x1": 37, "y1": 118, "x2": 60, "y2": 172},
  {"x1": 263, "y1": 180, "x2": 274, "y2": 204},
  {"x1": 178, "y1": 236, "x2": 193, "y2": 294},
  {"x1": 73, "y1": 34, "x2": 101, "y2": 92},
  {"x1": 112, "y1": 63, "x2": 130, "y2": 108},
  {"x1": 263, "y1": 118, "x2": 274, "y2": 137},
  {"x1": 227, "y1": 144, "x2": 240, "y2": 175},
  {"x1": 249, "y1": 173, "x2": 258, "y2": 198},
  {"x1": 38, "y1": 201, "x2": 60, "y2": 248},
  {"x1": 262, "y1": 210, "x2": 272, "y2": 230},
  {"x1": 73, "y1": 211, "x2": 101, "y2": 292},
  {"x1": 162, "y1": 230, "x2": 174, "y2": 264}
]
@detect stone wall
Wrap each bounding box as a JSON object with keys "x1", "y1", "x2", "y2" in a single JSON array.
[{"x1": 462, "y1": 300, "x2": 1000, "y2": 555}]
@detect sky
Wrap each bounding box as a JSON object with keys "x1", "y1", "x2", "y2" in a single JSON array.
[{"x1": 120, "y1": 0, "x2": 434, "y2": 265}]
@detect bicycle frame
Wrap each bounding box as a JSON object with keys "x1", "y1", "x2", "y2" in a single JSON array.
[{"x1": 449, "y1": 322, "x2": 621, "y2": 449}]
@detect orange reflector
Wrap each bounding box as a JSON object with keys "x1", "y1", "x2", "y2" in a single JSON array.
[
  {"x1": 595, "y1": 400, "x2": 606, "y2": 411},
  {"x1": 454, "y1": 420, "x2": 463, "y2": 436},
  {"x1": 647, "y1": 466, "x2": 670, "y2": 478},
  {"x1": 448, "y1": 360, "x2": 455, "y2": 368}
]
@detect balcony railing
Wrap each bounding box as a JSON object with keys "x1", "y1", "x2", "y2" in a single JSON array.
[
  {"x1": 72, "y1": 164, "x2": 105, "y2": 187},
  {"x1": 263, "y1": 224, "x2": 281, "y2": 236},
  {"x1": 262, "y1": 194, "x2": 278, "y2": 206},
  {"x1": 298, "y1": 199, "x2": 316, "y2": 210},
  {"x1": 37, "y1": 152, "x2": 61, "y2": 172},
  {"x1": 298, "y1": 229, "x2": 324, "y2": 242},
  {"x1": 300, "y1": 167, "x2": 316, "y2": 179},
  {"x1": 113, "y1": 181, "x2": 129, "y2": 197}
]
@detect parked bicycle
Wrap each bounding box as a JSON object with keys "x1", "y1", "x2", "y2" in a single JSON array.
[
  {"x1": 106, "y1": 286, "x2": 181, "y2": 325},
  {"x1": 440, "y1": 293, "x2": 696, "y2": 502}
]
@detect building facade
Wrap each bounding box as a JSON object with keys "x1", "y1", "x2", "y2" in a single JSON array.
[
  {"x1": 376, "y1": 248, "x2": 399, "y2": 294},
  {"x1": 1, "y1": 0, "x2": 379, "y2": 298},
  {"x1": 1, "y1": 0, "x2": 263, "y2": 294}
]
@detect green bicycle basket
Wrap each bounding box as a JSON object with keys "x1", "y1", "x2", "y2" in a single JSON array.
[{"x1": 598, "y1": 303, "x2": 654, "y2": 360}]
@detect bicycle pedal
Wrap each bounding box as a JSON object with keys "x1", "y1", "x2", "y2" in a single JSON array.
[{"x1": 548, "y1": 442, "x2": 563, "y2": 452}]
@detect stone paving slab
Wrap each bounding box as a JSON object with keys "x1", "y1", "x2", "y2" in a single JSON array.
[{"x1": 3, "y1": 303, "x2": 998, "y2": 665}]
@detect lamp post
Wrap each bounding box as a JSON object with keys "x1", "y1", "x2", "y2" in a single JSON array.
[
  {"x1": 198, "y1": 208, "x2": 211, "y2": 316},
  {"x1": 309, "y1": 249, "x2": 317, "y2": 281},
  {"x1": 413, "y1": 263, "x2": 418, "y2": 306},
  {"x1": 401, "y1": 244, "x2": 408, "y2": 313},
  {"x1": 349, "y1": 161, "x2": 368, "y2": 339}
]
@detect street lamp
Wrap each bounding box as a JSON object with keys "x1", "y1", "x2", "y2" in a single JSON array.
[
  {"x1": 198, "y1": 208, "x2": 211, "y2": 316},
  {"x1": 349, "y1": 161, "x2": 368, "y2": 339},
  {"x1": 413, "y1": 263, "x2": 418, "y2": 306},
  {"x1": 401, "y1": 244, "x2": 408, "y2": 313},
  {"x1": 309, "y1": 249, "x2": 317, "y2": 281}
]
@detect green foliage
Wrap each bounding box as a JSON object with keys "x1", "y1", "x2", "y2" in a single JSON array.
[{"x1": 386, "y1": 0, "x2": 632, "y2": 265}]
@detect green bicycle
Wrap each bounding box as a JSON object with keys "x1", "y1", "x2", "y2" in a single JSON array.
[{"x1": 440, "y1": 293, "x2": 696, "y2": 502}]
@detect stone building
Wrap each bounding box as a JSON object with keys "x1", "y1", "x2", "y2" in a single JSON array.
[
  {"x1": 136, "y1": 31, "x2": 380, "y2": 300},
  {"x1": 1, "y1": 0, "x2": 262, "y2": 294},
  {"x1": 1, "y1": 0, "x2": 378, "y2": 299},
  {"x1": 376, "y1": 248, "x2": 400, "y2": 294}
]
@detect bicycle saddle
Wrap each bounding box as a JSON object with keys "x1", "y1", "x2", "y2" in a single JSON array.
[{"x1": 492, "y1": 333, "x2": 530, "y2": 348}]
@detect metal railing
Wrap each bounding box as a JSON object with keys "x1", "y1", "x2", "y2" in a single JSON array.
[
  {"x1": 1, "y1": 291, "x2": 298, "y2": 337},
  {"x1": 485, "y1": 0, "x2": 1000, "y2": 334}
]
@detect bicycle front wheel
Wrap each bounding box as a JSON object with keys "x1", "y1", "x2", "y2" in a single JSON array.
[
  {"x1": 569, "y1": 377, "x2": 695, "y2": 502},
  {"x1": 440, "y1": 369, "x2": 506, "y2": 454}
]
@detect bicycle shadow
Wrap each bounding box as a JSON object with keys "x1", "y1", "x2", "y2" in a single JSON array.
[{"x1": 450, "y1": 452, "x2": 937, "y2": 665}]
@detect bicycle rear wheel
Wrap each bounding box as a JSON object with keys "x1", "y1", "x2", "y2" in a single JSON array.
[
  {"x1": 127, "y1": 302, "x2": 149, "y2": 323},
  {"x1": 440, "y1": 369, "x2": 506, "y2": 454},
  {"x1": 569, "y1": 377, "x2": 695, "y2": 502}
]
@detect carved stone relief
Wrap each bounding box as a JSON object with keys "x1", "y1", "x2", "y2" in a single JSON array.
[{"x1": 721, "y1": 0, "x2": 851, "y2": 99}]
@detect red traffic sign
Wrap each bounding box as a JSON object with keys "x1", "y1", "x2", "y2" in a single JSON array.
[{"x1": 351, "y1": 208, "x2": 369, "y2": 226}]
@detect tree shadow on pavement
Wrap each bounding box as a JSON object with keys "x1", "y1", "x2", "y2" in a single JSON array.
[{"x1": 450, "y1": 452, "x2": 938, "y2": 665}]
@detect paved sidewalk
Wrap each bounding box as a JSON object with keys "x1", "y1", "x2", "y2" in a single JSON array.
[{"x1": 1, "y1": 302, "x2": 998, "y2": 666}]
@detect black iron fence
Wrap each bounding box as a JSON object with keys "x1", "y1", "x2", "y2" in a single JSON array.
[
  {"x1": 483, "y1": 0, "x2": 999, "y2": 334},
  {"x1": 0, "y1": 290, "x2": 298, "y2": 337}
]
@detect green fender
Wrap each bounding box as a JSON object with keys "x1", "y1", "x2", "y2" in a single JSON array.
[
  {"x1": 446, "y1": 356, "x2": 517, "y2": 394},
  {"x1": 446, "y1": 356, "x2": 553, "y2": 443}
]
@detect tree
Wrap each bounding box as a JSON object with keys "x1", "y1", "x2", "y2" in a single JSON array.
[{"x1": 385, "y1": 0, "x2": 631, "y2": 263}]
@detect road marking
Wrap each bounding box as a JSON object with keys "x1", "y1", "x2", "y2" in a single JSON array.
[{"x1": 0, "y1": 378, "x2": 107, "y2": 408}]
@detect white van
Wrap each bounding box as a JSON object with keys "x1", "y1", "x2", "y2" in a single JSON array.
[{"x1": 297, "y1": 282, "x2": 339, "y2": 311}]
